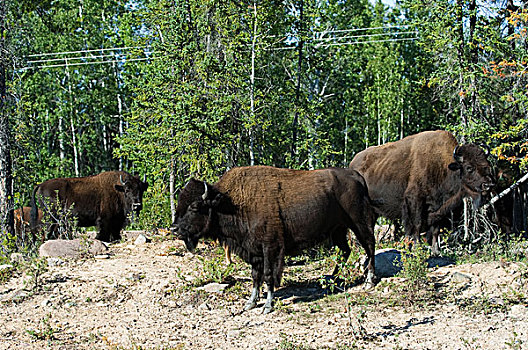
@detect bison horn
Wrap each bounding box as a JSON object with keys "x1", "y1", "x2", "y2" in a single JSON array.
[
  {"x1": 202, "y1": 182, "x2": 208, "y2": 201},
  {"x1": 119, "y1": 175, "x2": 125, "y2": 185},
  {"x1": 453, "y1": 145, "x2": 463, "y2": 163}
]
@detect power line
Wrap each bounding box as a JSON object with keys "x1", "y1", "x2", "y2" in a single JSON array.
[
  {"x1": 21, "y1": 25, "x2": 418, "y2": 70},
  {"x1": 315, "y1": 24, "x2": 412, "y2": 35},
  {"x1": 314, "y1": 31, "x2": 418, "y2": 42},
  {"x1": 26, "y1": 46, "x2": 144, "y2": 58},
  {"x1": 26, "y1": 52, "x2": 159, "y2": 64},
  {"x1": 20, "y1": 55, "x2": 163, "y2": 70},
  {"x1": 316, "y1": 37, "x2": 417, "y2": 48}
]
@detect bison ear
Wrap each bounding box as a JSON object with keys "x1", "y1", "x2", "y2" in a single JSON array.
[
  {"x1": 115, "y1": 184, "x2": 125, "y2": 192},
  {"x1": 448, "y1": 162, "x2": 462, "y2": 171}
]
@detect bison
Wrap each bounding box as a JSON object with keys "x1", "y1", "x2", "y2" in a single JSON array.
[
  {"x1": 14, "y1": 206, "x2": 43, "y2": 240},
  {"x1": 30, "y1": 171, "x2": 148, "y2": 242},
  {"x1": 173, "y1": 166, "x2": 377, "y2": 314},
  {"x1": 349, "y1": 130, "x2": 494, "y2": 256}
]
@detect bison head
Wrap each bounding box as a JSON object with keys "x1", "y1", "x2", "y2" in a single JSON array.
[
  {"x1": 173, "y1": 178, "x2": 225, "y2": 253},
  {"x1": 448, "y1": 144, "x2": 495, "y2": 206},
  {"x1": 115, "y1": 175, "x2": 149, "y2": 217}
]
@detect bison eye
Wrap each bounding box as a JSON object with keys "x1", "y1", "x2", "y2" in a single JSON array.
[{"x1": 466, "y1": 166, "x2": 474, "y2": 174}]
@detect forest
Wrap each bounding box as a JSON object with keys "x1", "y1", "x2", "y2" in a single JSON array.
[{"x1": 0, "y1": 0, "x2": 527, "y2": 255}]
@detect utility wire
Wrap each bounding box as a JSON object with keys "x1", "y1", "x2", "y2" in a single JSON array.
[
  {"x1": 26, "y1": 46, "x2": 145, "y2": 57},
  {"x1": 21, "y1": 25, "x2": 418, "y2": 70},
  {"x1": 27, "y1": 52, "x2": 159, "y2": 64},
  {"x1": 20, "y1": 55, "x2": 163, "y2": 70},
  {"x1": 313, "y1": 31, "x2": 418, "y2": 42}
]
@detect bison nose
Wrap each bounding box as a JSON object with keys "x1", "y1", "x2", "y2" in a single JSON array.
[
  {"x1": 171, "y1": 224, "x2": 181, "y2": 238},
  {"x1": 132, "y1": 203, "x2": 141, "y2": 211}
]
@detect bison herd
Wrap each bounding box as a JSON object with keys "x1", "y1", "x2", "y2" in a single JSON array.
[{"x1": 16, "y1": 130, "x2": 497, "y2": 314}]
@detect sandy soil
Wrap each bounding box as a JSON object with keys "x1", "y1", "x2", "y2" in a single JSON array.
[{"x1": 1, "y1": 234, "x2": 527, "y2": 350}]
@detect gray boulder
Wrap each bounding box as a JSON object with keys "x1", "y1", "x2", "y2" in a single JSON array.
[
  {"x1": 363, "y1": 248, "x2": 455, "y2": 278},
  {"x1": 39, "y1": 238, "x2": 108, "y2": 258}
]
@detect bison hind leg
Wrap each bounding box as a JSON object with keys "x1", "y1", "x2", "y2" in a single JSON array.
[{"x1": 96, "y1": 218, "x2": 122, "y2": 242}]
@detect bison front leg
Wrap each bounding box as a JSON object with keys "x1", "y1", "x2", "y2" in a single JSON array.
[
  {"x1": 244, "y1": 264, "x2": 263, "y2": 311},
  {"x1": 427, "y1": 225, "x2": 442, "y2": 257}
]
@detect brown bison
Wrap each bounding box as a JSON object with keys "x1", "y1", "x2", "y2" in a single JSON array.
[
  {"x1": 173, "y1": 166, "x2": 377, "y2": 314},
  {"x1": 349, "y1": 130, "x2": 494, "y2": 255},
  {"x1": 14, "y1": 207, "x2": 43, "y2": 239},
  {"x1": 31, "y1": 171, "x2": 148, "y2": 242}
]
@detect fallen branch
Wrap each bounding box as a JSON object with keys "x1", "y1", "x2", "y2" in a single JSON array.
[{"x1": 482, "y1": 172, "x2": 528, "y2": 210}]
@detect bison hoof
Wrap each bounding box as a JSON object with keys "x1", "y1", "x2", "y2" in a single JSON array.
[
  {"x1": 363, "y1": 281, "x2": 375, "y2": 291},
  {"x1": 244, "y1": 301, "x2": 257, "y2": 311},
  {"x1": 262, "y1": 305, "x2": 273, "y2": 315}
]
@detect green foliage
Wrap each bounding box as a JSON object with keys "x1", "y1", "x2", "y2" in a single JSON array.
[
  {"x1": 129, "y1": 179, "x2": 172, "y2": 230},
  {"x1": 194, "y1": 245, "x2": 237, "y2": 286},
  {"x1": 25, "y1": 313, "x2": 58, "y2": 341},
  {"x1": 395, "y1": 243, "x2": 430, "y2": 293},
  {"x1": 21, "y1": 256, "x2": 48, "y2": 291},
  {"x1": 0, "y1": 264, "x2": 14, "y2": 284}
]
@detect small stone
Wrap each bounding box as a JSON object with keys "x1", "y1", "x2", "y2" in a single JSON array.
[
  {"x1": 94, "y1": 254, "x2": 110, "y2": 259},
  {"x1": 46, "y1": 257, "x2": 65, "y2": 267},
  {"x1": 0, "y1": 264, "x2": 13, "y2": 272},
  {"x1": 198, "y1": 283, "x2": 229, "y2": 293},
  {"x1": 198, "y1": 302, "x2": 211, "y2": 311},
  {"x1": 134, "y1": 234, "x2": 151, "y2": 245},
  {"x1": 450, "y1": 271, "x2": 472, "y2": 283},
  {"x1": 10, "y1": 253, "x2": 24, "y2": 264}
]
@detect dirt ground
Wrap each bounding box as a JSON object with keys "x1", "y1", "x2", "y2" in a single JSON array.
[{"x1": 1, "y1": 233, "x2": 527, "y2": 350}]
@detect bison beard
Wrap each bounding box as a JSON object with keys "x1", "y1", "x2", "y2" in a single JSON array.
[
  {"x1": 173, "y1": 166, "x2": 377, "y2": 314},
  {"x1": 30, "y1": 171, "x2": 148, "y2": 242},
  {"x1": 350, "y1": 130, "x2": 494, "y2": 256}
]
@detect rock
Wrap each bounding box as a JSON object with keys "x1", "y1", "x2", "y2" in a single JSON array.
[
  {"x1": 123, "y1": 230, "x2": 146, "y2": 241},
  {"x1": 198, "y1": 302, "x2": 211, "y2": 311},
  {"x1": 364, "y1": 248, "x2": 403, "y2": 278},
  {"x1": 198, "y1": 283, "x2": 229, "y2": 293},
  {"x1": 509, "y1": 241, "x2": 528, "y2": 258},
  {"x1": 39, "y1": 238, "x2": 108, "y2": 258},
  {"x1": 46, "y1": 257, "x2": 65, "y2": 267},
  {"x1": 427, "y1": 256, "x2": 455, "y2": 268},
  {"x1": 134, "y1": 233, "x2": 151, "y2": 245},
  {"x1": 450, "y1": 271, "x2": 472, "y2": 283},
  {"x1": 94, "y1": 254, "x2": 110, "y2": 259},
  {"x1": 0, "y1": 264, "x2": 13, "y2": 272},
  {"x1": 361, "y1": 249, "x2": 455, "y2": 278},
  {"x1": 10, "y1": 253, "x2": 25, "y2": 264}
]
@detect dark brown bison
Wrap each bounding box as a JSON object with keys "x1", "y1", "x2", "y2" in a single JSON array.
[
  {"x1": 30, "y1": 171, "x2": 148, "y2": 242},
  {"x1": 349, "y1": 130, "x2": 494, "y2": 256},
  {"x1": 14, "y1": 206, "x2": 43, "y2": 239},
  {"x1": 173, "y1": 166, "x2": 377, "y2": 314}
]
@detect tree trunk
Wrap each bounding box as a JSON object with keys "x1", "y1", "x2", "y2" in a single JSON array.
[
  {"x1": 0, "y1": 0, "x2": 13, "y2": 237},
  {"x1": 291, "y1": 0, "x2": 304, "y2": 161},
  {"x1": 249, "y1": 1, "x2": 257, "y2": 166},
  {"x1": 456, "y1": 0, "x2": 467, "y2": 130}
]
